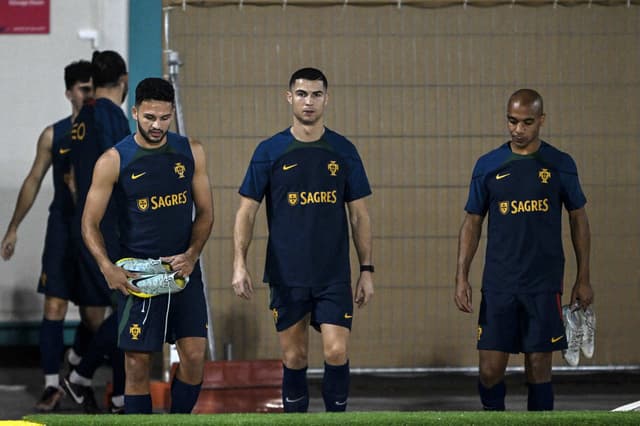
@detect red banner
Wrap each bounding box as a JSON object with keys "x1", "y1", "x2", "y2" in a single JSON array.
[{"x1": 0, "y1": 0, "x2": 50, "y2": 34}]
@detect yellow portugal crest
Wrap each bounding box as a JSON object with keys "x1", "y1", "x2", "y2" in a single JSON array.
[
  {"x1": 130, "y1": 323, "x2": 142, "y2": 340},
  {"x1": 174, "y1": 162, "x2": 186, "y2": 179},
  {"x1": 137, "y1": 198, "x2": 149, "y2": 212},
  {"x1": 327, "y1": 160, "x2": 339, "y2": 176},
  {"x1": 477, "y1": 326, "x2": 483, "y2": 341},
  {"x1": 272, "y1": 308, "x2": 279, "y2": 324},
  {"x1": 499, "y1": 201, "x2": 509, "y2": 215},
  {"x1": 288, "y1": 192, "x2": 299, "y2": 206},
  {"x1": 538, "y1": 168, "x2": 551, "y2": 184}
]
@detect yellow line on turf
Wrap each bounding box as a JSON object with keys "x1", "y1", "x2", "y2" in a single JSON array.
[{"x1": 0, "y1": 422, "x2": 45, "y2": 426}]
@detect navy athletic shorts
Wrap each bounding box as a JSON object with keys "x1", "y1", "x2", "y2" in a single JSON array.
[
  {"x1": 37, "y1": 211, "x2": 78, "y2": 302},
  {"x1": 269, "y1": 283, "x2": 353, "y2": 332},
  {"x1": 73, "y1": 238, "x2": 115, "y2": 307},
  {"x1": 117, "y1": 262, "x2": 208, "y2": 352},
  {"x1": 477, "y1": 291, "x2": 567, "y2": 353}
]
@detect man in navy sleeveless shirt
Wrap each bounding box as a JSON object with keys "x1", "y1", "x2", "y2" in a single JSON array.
[
  {"x1": 82, "y1": 77, "x2": 214, "y2": 414},
  {"x1": 1, "y1": 60, "x2": 93, "y2": 412},
  {"x1": 60, "y1": 50, "x2": 129, "y2": 413}
]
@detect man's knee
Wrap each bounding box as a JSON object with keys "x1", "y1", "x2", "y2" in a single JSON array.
[
  {"x1": 282, "y1": 345, "x2": 308, "y2": 369},
  {"x1": 125, "y1": 353, "x2": 151, "y2": 383},
  {"x1": 323, "y1": 341, "x2": 347, "y2": 365},
  {"x1": 178, "y1": 349, "x2": 205, "y2": 377},
  {"x1": 43, "y1": 297, "x2": 68, "y2": 320},
  {"x1": 174, "y1": 339, "x2": 207, "y2": 384},
  {"x1": 79, "y1": 306, "x2": 106, "y2": 332},
  {"x1": 526, "y1": 353, "x2": 552, "y2": 383},
  {"x1": 479, "y1": 362, "x2": 506, "y2": 387}
]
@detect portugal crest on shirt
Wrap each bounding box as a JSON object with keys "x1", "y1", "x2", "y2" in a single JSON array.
[
  {"x1": 288, "y1": 192, "x2": 298, "y2": 206},
  {"x1": 538, "y1": 168, "x2": 551, "y2": 184},
  {"x1": 327, "y1": 160, "x2": 339, "y2": 176},
  {"x1": 174, "y1": 162, "x2": 186, "y2": 179},
  {"x1": 499, "y1": 201, "x2": 509, "y2": 215}
]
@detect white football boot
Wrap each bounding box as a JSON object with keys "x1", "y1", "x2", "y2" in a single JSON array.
[
  {"x1": 561, "y1": 304, "x2": 583, "y2": 367},
  {"x1": 116, "y1": 257, "x2": 171, "y2": 274},
  {"x1": 127, "y1": 271, "x2": 188, "y2": 298},
  {"x1": 579, "y1": 306, "x2": 596, "y2": 359}
]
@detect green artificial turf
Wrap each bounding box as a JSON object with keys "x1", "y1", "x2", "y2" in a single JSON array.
[{"x1": 25, "y1": 410, "x2": 640, "y2": 425}]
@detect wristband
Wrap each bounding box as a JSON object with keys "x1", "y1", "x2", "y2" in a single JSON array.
[{"x1": 360, "y1": 265, "x2": 374, "y2": 273}]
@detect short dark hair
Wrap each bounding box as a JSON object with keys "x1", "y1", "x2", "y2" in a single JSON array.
[
  {"x1": 508, "y1": 88, "x2": 544, "y2": 116},
  {"x1": 135, "y1": 77, "x2": 175, "y2": 106},
  {"x1": 288, "y1": 67, "x2": 328, "y2": 90},
  {"x1": 91, "y1": 50, "x2": 127, "y2": 88},
  {"x1": 64, "y1": 60, "x2": 92, "y2": 90}
]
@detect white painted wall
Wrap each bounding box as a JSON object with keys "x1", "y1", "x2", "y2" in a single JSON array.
[{"x1": 0, "y1": 0, "x2": 128, "y2": 322}]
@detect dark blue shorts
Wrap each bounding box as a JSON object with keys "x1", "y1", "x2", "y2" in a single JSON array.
[
  {"x1": 117, "y1": 262, "x2": 208, "y2": 352},
  {"x1": 70, "y1": 214, "x2": 120, "y2": 307},
  {"x1": 477, "y1": 291, "x2": 567, "y2": 354},
  {"x1": 269, "y1": 283, "x2": 353, "y2": 332},
  {"x1": 73, "y1": 238, "x2": 114, "y2": 307},
  {"x1": 37, "y1": 211, "x2": 78, "y2": 302}
]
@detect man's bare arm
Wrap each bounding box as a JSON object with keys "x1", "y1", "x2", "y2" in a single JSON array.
[
  {"x1": 1, "y1": 126, "x2": 53, "y2": 260},
  {"x1": 569, "y1": 207, "x2": 593, "y2": 309},
  {"x1": 162, "y1": 139, "x2": 214, "y2": 277},
  {"x1": 347, "y1": 197, "x2": 374, "y2": 308},
  {"x1": 454, "y1": 213, "x2": 484, "y2": 313},
  {"x1": 231, "y1": 196, "x2": 260, "y2": 300},
  {"x1": 82, "y1": 149, "x2": 136, "y2": 295}
]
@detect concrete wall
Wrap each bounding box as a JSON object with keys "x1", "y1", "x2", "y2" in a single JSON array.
[{"x1": 166, "y1": 3, "x2": 640, "y2": 367}]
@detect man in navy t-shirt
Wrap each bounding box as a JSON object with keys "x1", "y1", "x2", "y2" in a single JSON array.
[
  {"x1": 233, "y1": 67, "x2": 374, "y2": 413},
  {"x1": 454, "y1": 89, "x2": 593, "y2": 411}
]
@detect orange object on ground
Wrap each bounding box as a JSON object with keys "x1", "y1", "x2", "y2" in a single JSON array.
[
  {"x1": 172, "y1": 359, "x2": 283, "y2": 413},
  {"x1": 106, "y1": 359, "x2": 283, "y2": 413}
]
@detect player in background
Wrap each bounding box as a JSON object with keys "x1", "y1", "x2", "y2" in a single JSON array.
[
  {"x1": 232, "y1": 67, "x2": 374, "y2": 413},
  {"x1": 60, "y1": 50, "x2": 129, "y2": 414},
  {"x1": 454, "y1": 89, "x2": 593, "y2": 411},
  {"x1": 1, "y1": 60, "x2": 95, "y2": 412}
]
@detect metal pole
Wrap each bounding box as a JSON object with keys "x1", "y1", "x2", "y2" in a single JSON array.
[
  {"x1": 163, "y1": 6, "x2": 217, "y2": 363},
  {"x1": 166, "y1": 50, "x2": 186, "y2": 136}
]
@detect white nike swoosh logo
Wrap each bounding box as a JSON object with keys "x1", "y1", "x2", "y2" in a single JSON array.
[
  {"x1": 285, "y1": 395, "x2": 306, "y2": 403},
  {"x1": 335, "y1": 400, "x2": 347, "y2": 406},
  {"x1": 64, "y1": 380, "x2": 85, "y2": 404}
]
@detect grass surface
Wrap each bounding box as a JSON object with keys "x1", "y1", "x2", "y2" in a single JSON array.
[{"x1": 25, "y1": 411, "x2": 640, "y2": 425}]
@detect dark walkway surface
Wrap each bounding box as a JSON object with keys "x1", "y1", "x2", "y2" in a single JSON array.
[{"x1": 1, "y1": 347, "x2": 639, "y2": 419}]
